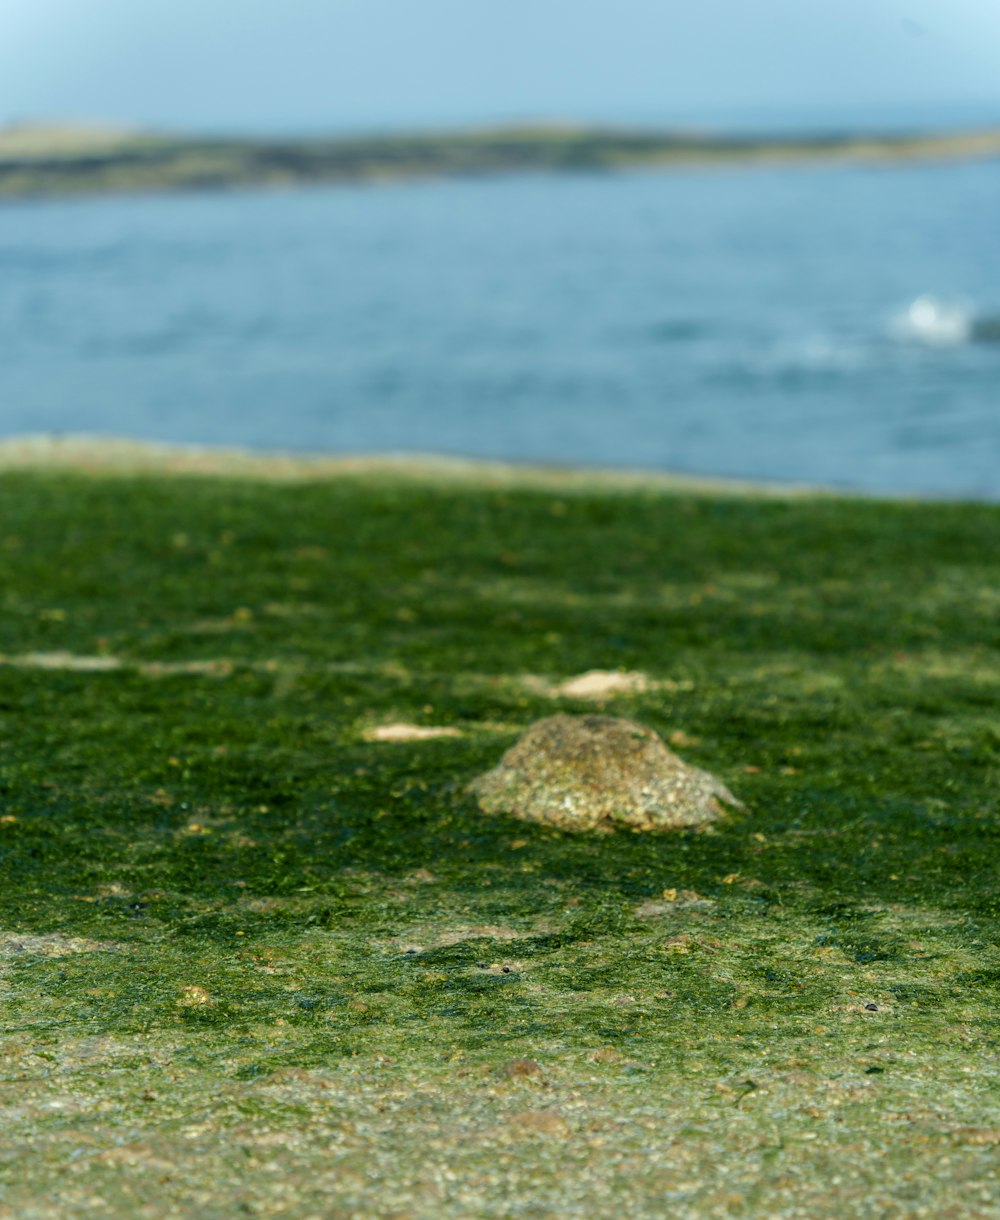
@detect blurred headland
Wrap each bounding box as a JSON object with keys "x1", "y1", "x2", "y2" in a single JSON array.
[{"x1": 3, "y1": 118, "x2": 1000, "y2": 200}]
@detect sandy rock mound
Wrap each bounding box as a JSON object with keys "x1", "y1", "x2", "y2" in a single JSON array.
[{"x1": 470, "y1": 714, "x2": 741, "y2": 832}]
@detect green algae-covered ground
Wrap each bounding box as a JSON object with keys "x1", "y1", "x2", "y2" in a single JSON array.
[{"x1": 0, "y1": 471, "x2": 998, "y2": 1217}]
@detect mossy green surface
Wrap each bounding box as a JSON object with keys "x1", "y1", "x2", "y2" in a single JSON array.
[{"x1": 0, "y1": 472, "x2": 998, "y2": 1216}]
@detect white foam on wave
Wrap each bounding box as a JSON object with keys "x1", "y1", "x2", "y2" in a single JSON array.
[
  {"x1": 720, "y1": 294, "x2": 1000, "y2": 383},
  {"x1": 889, "y1": 295, "x2": 973, "y2": 346}
]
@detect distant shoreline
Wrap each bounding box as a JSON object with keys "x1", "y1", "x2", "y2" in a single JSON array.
[
  {"x1": 1, "y1": 121, "x2": 999, "y2": 201},
  {"x1": 0, "y1": 433, "x2": 835, "y2": 497}
]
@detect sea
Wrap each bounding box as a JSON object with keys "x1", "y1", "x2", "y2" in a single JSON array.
[{"x1": 1, "y1": 152, "x2": 999, "y2": 497}]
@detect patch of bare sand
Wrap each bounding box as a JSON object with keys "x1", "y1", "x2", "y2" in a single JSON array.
[
  {"x1": 0, "y1": 651, "x2": 122, "y2": 672},
  {"x1": 551, "y1": 670, "x2": 651, "y2": 699},
  {"x1": 0, "y1": 652, "x2": 271, "y2": 679},
  {"x1": 520, "y1": 670, "x2": 695, "y2": 700},
  {"x1": 364, "y1": 723, "x2": 463, "y2": 742},
  {"x1": 0, "y1": 933, "x2": 119, "y2": 957},
  {"x1": 0, "y1": 651, "x2": 243, "y2": 677},
  {"x1": 0, "y1": 653, "x2": 699, "y2": 715},
  {"x1": 381, "y1": 922, "x2": 550, "y2": 955},
  {"x1": 139, "y1": 659, "x2": 236, "y2": 677}
]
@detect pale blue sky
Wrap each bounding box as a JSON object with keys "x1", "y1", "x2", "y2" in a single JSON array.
[{"x1": 4, "y1": 0, "x2": 1000, "y2": 133}]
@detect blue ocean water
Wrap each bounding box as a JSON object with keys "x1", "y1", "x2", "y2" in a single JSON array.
[{"x1": 1, "y1": 157, "x2": 999, "y2": 496}]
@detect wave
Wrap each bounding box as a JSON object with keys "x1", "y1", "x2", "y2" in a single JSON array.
[
  {"x1": 890, "y1": 295, "x2": 1000, "y2": 346},
  {"x1": 713, "y1": 298, "x2": 1000, "y2": 385}
]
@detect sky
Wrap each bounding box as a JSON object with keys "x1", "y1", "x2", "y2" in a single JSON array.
[{"x1": 3, "y1": 0, "x2": 1000, "y2": 134}]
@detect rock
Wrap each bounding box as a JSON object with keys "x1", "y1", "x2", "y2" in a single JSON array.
[
  {"x1": 469, "y1": 714, "x2": 741, "y2": 832},
  {"x1": 507, "y1": 1110, "x2": 569, "y2": 1136},
  {"x1": 502, "y1": 1057, "x2": 544, "y2": 1079}
]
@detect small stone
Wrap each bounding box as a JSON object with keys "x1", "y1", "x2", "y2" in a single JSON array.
[
  {"x1": 469, "y1": 714, "x2": 742, "y2": 833},
  {"x1": 177, "y1": 985, "x2": 213, "y2": 1008},
  {"x1": 588, "y1": 1046, "x2": 626, "y2": 1064},
  {"x1": 502, "y1": 1057, "x2": 543, "y2": 1079},
  {"x1": 508, "y1": 1110, "x2": 568, "y2": 1135},
  {"x1": 955, "y1": 1127, "x2": 1000, "y2": 1146}
]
